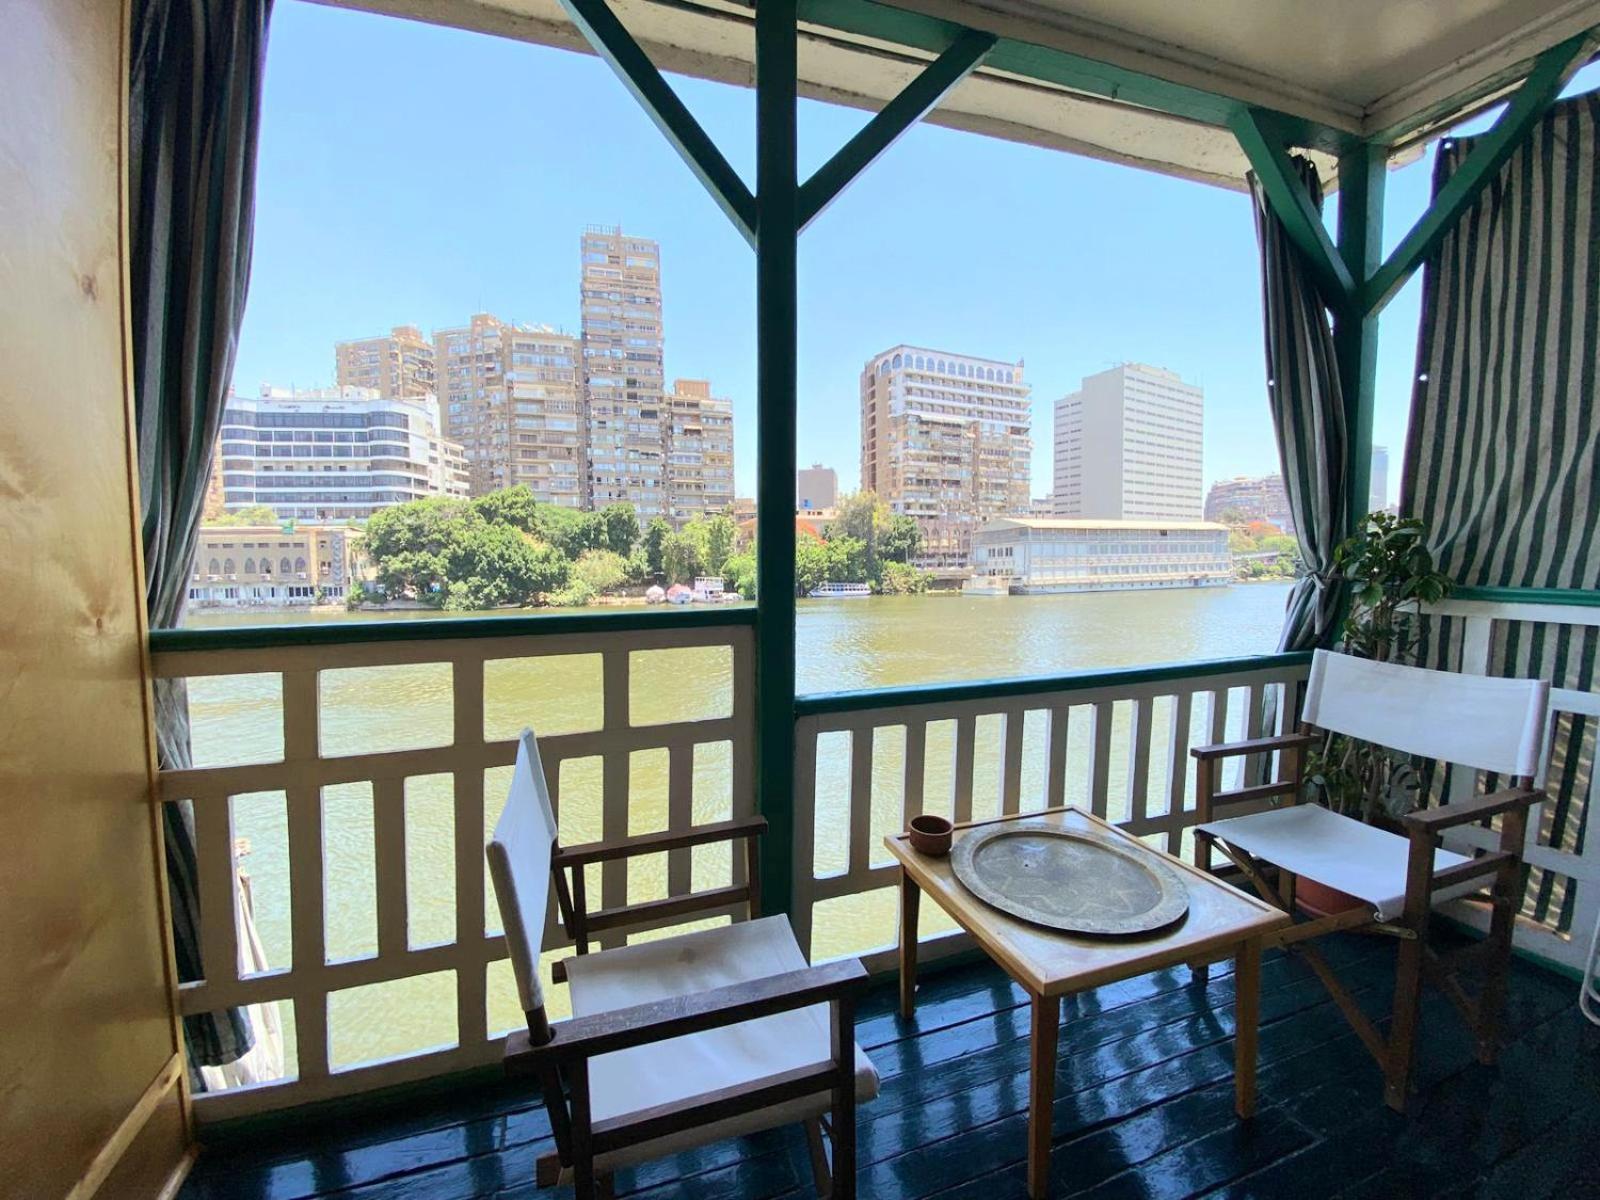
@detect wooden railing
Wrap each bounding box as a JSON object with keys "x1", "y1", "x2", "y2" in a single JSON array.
[
  {"x1": 1426, "y1": 591, "x2": 1600, "y2": 972},
  {"x1": 790, "y1": 654, "x2": 1314, "y2": 972},
  {"x1": 152, "y1": 609, "x2": 756, "y2": 1120}
]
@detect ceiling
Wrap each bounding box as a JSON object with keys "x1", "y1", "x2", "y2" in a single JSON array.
[{"x1": 328, "y1": 0, "x2": 1600, "y2": 190}]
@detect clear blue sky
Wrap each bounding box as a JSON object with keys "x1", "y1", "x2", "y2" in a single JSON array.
[{"x1": 235, "y1": 2, "x2": 1597, "y2": 504}]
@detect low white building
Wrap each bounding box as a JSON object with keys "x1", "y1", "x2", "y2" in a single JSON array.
[{"x1": 970, "y1": 517, "x2": 1231, "y2": 594}]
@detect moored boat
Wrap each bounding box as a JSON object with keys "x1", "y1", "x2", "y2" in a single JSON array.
[{"x1": 807, "y1": 581, "x2": 871, "y2": 599}]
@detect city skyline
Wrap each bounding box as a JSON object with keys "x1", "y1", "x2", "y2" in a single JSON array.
[{"x1": 235, "y1": 4, "x2": 1450, "y2": 512}]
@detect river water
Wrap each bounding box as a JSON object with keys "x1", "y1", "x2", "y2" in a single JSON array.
[{"x1": 184, "y1": 583, "x2": 1292, "y2": 1076}]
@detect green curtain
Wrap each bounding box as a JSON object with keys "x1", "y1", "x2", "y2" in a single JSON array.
[
  {"x1": 1247, "y1": 157, "x2": 1349, "y2": 651},
  {"x1": 1403, "y1": 92, "x2": 1600, "y2": 933},
  {"x1": 130, "y1": 0, "x2": 273, "y2": 1070}
]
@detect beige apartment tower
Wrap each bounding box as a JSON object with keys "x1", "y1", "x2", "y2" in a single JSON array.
[
  {"x1": 433, "y1": 314, "x2": 584, "y2": 504},
  {"x1": 860, "y1": 345, "x2": 1031, "y2": 571},
  {"x1": 581, "y1": 225, "x2": 668, "y2": 518},
  {"x1": 665, "y1": 378, "x2": 735, "y2": 520},
  {"x1": 335, "y1": 325, "x2": 436, "y2": 402},
  {"x1": 1054, "y1": 363, "x2": 1203, "y2": 520}
]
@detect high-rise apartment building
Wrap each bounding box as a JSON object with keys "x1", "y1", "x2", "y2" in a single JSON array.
[
  {"x1": 1205, "y1": 473, "x2": 1294, "y2": 532},
  {"x1": 860, "y1": 345, "x2": 1031, "y2": 570},
  {"x1": 216, "y1": 385, "x2": 468, "y2": 522},
  {"x1": 433, "y1": 314, "x2": 584, "y2": 504},
  {"x1": 797, "y1": 463, "x2": 838, "y2": 512},
  {"x1": 1053, "y1": 363, "x2": 1203, "y2": 520},
  {"x1": 1370, "y1": 444, "x2": 1390, "y2": 512},
  {"x1": 580, "y1": 226, "x2": 668, "y2": 518},
  {"x1": 664, "y1": 379, "x2": 735, "y2": 520},
  {"x1": 335, "y1": 325, "x2": 436, "y2": 402}
]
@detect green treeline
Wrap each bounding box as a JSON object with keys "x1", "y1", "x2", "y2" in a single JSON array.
[{"x1": 353, "y1": 485, "x2": 932, "y2": 610}]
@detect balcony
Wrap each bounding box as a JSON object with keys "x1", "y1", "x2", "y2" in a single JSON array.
[{"x1": 12, "y1": 0, "x2": 1600, "y2": 1197}]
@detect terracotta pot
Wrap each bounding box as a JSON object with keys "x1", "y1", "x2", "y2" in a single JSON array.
[
  {"x1": 908, "y1": 814, "x2": 953, "y2": 857},
  {"x1": 1294, "y1": 876, "x2": 1365, "y2": 919}
]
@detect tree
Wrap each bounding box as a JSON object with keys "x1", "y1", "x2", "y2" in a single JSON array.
[
  {"x1": 662, "y1": 530, "x2": 705, "y2": 584},
  {"x1": 794, "y1": 536, "x2": 831, "y2": 595},
  {"x1": 641, "y1": 518, "x2": 671, "y2": 580},
  {"x1": 828, "y1": 491, "x2": 889, "y2": 545},
  {"x1": 825, "y1": 535, "x2": 869, "y2": 584},
  {"x1": 471, "y1": 485, "x2": 540, "y2": 532},
  {"x1": 721, "y1": 550, "x2": 757, "y2": 599},
  {"x1": 571, "y1": 549, "x2": 627, "y2": 595},
  {"x1": 210, "y1": 503, "x2": 279, "y2": 527},
  {"x1": 598, "y1": 503, "x2": 640, "y2": 558},
  {"x1": 880, "y1": 561, "x2": 931, "y2": 594},
  {"x1": 364, "y1": 497, "x2": 472, "y2": 599},
  {"x1": 440, "y1": 523, "x2": 568, "y2": 610},
  {"x1": 704, "y1": 514, "x2": 737, "y2": 575},
  {"x1": 879, "y1": 514, "x2": 923, "y2": 565}
]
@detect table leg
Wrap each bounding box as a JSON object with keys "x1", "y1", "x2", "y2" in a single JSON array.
[
  {"x1": 1234, "y1": 937, "x2": 1262, "y2": 1119},
  {"x1": 1028, "y1": 991, "x2": 1059, "y2": 1199},
  {"x1": 899, "y1": 868, "x2": 920, "y2": 1019}
]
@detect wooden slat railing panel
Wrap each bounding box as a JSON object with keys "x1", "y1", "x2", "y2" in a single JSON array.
[{"x1": 154, "y1": 620, "x2": 756, "y2": 1119}]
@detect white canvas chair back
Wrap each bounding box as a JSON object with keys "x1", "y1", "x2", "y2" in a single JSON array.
[
  {"x1": 1303, "y1": 649, "x2": 1548, "y2": 778},
  {"x1": 486, "y1": 729, "x2": 559, "y2": 1014}
]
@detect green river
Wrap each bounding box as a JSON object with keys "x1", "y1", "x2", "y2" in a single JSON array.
[{"x1": 183, "y1": 584, "x2": 1292, "y2": 1077}]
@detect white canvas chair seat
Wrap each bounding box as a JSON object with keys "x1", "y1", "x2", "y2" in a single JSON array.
[
  {"x1": 558, "y1": 916, "x2": 880, "y2": 1176},
  {"x1": 1199, "y1": 804, "x2": 1482, "y2": 921}
]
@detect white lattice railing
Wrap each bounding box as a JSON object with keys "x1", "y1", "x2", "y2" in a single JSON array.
[
  {"x1": 790, "y1": 654, "x2": 1314, "y2": 972},
  {"x1": 153, "y1": 610, "x2": 755, "y2": 1120},
  {"x1": 1429, "y1": 594, "x2": 1600, "y2": 971}
]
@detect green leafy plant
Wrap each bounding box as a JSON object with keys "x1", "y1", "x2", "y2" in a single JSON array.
[{"x1": 1304, "y1": 511, "x2": 1453, "y2": 822}]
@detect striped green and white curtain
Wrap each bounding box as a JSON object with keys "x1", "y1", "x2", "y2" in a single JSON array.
[
  {"x1": 1403, "y1": 91, "x2": 1600, "y2": 932},
  {"x1": 131, "y1": 0, "x2": 274, "y2": 1071},
  {"x1": 1248, "y1": 158, "x2": 1348, "y2": 651},
  {"x1": 1403, "y1": 91, "x2": 1600, "y2": 590}
]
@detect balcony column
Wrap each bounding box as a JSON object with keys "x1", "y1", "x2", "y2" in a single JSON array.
[
  {"x1": 1333, "y1": 141, "x2": 1386, "y2": 544},
  {"x1": 754, "y1": 0, "x2": 800, "y2": 918}
]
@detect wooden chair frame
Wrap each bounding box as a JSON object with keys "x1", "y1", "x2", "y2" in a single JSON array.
[
  {"x1": 1193, "y1": 728, "x2": 1538, "y2": 1112},
  {"x1": 502, "y1": 815, "x2": 867, "y2": 1200}
]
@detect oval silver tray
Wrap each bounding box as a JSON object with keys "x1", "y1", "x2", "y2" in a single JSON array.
[{"x1": 950, "y1": 820, "x2": 1190, "y2": 935}]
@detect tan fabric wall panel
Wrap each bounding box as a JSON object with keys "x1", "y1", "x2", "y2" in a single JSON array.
[{"x1": 0, "y1": 0, "x2": 186, "y2": 1195}]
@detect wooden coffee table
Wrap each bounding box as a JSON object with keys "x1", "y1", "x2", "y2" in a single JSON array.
[{"x1": 886, "y1": 805, "x2": 1289, "y2": 1199}]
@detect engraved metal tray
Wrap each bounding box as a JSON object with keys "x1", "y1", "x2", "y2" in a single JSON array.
[{"x1": 950, "y1": 819, "x2": 1190, "y2": 935}]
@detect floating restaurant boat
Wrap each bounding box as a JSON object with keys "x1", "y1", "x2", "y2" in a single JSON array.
[{"x1": 808, "y1": 581, "x2": 871, "y2": 599}]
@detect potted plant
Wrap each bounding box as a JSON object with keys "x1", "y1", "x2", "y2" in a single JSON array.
[{"x1": 1297, "y1": 511, "x2": 1455, "y2": 917}]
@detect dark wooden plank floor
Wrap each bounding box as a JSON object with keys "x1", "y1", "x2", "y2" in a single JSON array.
[{"x1": 182, "y1": 935, "x2": 1600, "y2": 1200}]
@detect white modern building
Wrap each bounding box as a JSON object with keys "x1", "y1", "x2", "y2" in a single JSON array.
[
  {"x1": 860, "y1": 345, "x2": 1031, "y2": 571},
  {"x1": 969, "y1": 517, "x2": 1232, "y2": 593},
  {"x1": 1054, "y1": 363, "x2": 1204, "y2": 520},
  {"x1": 217, "y1": 385, "x2": 469, "y2": 522},
  {"x1": 1370, "y1": 444, "x2": 1390, "y2": 511}
]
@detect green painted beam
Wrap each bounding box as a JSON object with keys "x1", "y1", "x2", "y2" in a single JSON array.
[
  {"x1": 148, "y1": 606, "x2": 757, "y2": 654},
  {"x1": 1361, "y1": 33, "x2": 1593, "y2": 316},
  {"x1": 1448, "y1": 585, "x2": 1600, "y2": 608},
  {"x1": 793, "y1": 652, "x2": 1314, "y2": 717},
  {"x1": 554, "y1": 0, "x2": 757, "y2": 245},
  {"x1": 1333, "y1": 141, "x2": 1386, "y2": 555},
  {"x1": 797, "y1": 29, "x2": 997, "y2": 230},
  {"x1": 753, "y1": 0, "x2": 800, "y2": 921},
  {"x1": 1231, "y1": 107, "x2": 1355, "y2": 310}
]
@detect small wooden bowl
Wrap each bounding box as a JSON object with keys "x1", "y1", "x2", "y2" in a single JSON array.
[{"x1": 908, "y1": 814, "x2": 954, "y2": 857}]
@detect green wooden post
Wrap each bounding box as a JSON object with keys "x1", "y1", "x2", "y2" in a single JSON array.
[
  {"x1": 755, "y1": 0, "x2": 800, "y2": 919},
  {"x1": 1333, "y1": 141, "x2": 1386, "y2": 547}
]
